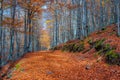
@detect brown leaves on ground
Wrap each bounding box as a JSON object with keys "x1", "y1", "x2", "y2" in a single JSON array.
[{"x1": 2, "y1": 50, "x2": 120, "y2": 80}]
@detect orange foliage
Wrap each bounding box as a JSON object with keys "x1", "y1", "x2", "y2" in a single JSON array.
[
  {"x1": 40, "y1": 29, "x2": 50, "y2": 49},
  {"x1": 2, "y1": 17, "x2": 24, "y2": 28}
]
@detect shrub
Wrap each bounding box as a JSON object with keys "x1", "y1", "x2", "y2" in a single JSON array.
[
  {"x1": 88, "y1": 39, "x2": 93, "y2": 45},
  {"x1": 88, "y1": 38, "x2": 106, "y2": 50},
  {"x1": 94, "y1": 39, "x2": 105, "y2": 51},
  {"x1": 105, "y1": 50, "x2": 120, "y2": 65},
  {"x1": 72, "y1": 44, "x2": 79, "y2": 52},
  {"x1": 68, "y1": 43, "x2": 75, "y2": 52},
  {"x1": 102, "y1": 44, "x2": 112, "y2": 52},
  {"x1": 61, "y1": 41, "x2": 84, "y2": 53},
  {"x1": 77, "y1": 42, "x2": 84, "y2": 52}
]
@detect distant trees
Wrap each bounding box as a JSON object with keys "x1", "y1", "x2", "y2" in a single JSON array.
[{"x1": 48, "y1": 0, "x2": 120, "y2": 47}]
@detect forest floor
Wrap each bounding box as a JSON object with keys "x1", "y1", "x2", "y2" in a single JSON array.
[
  {"x1": 1, "y1": 24, "x2": 120, "y2": 80},
  {"x1": 2, "y1": 50, "x2": 120, "y2": 80}
]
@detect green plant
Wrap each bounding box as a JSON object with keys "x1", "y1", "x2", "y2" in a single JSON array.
[
  {"x1": 15, "y1": 63, "x2": 21, "y2": 70},
  {"x1": 72, "y1": 42, "x2": 84, "y2": 52},
  {"x1": 105, "y1": 50, "x2": 119, "y2": 65},
  {"x1": 89, "y1": 38, "x2": 120, "y2": 65},
  {"x1": 68, "y1": 43, "x2": 75, "y2": 52},
  {"x1": 88, "y1": 39, "x2": 93, "y2": 45},
  {"x1": 102, "y1": 44, "x2": 111, "y2": 53},
  {"x1": 61, "y1": 41, "x2": 84, "y2": 53},
  {"x1": 94, "y1": 39, "x2": 105, "y2": 51},
  {"x1": 73, "y1": 44, "x2": 79, "y2": 52},
  {"x1": 77, "y1": 43, "x2": 84, "y2": 52}
]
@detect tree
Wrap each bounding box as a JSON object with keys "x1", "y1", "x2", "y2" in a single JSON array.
[
  {"x1": 116, "y1": 0, "x2": 120, "y2": 36},
  {"x1": 0, "y1": 0, "x2": 3, "y2": 67}
]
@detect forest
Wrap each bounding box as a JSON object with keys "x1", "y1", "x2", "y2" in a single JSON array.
[{"x1": 0, "y1": 0, "x2": 120, "y2": 80}]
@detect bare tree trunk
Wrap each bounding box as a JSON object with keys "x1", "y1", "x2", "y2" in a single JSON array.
[
  {"x1": 117, "y1": 2, "x2": 120, "y2": 36},
  {"x1": 9, "y1": 0, "x2": 16, "y2": 60},
  {"x1": 0, "y1": 0, "x2": 3, "y2": 67}
]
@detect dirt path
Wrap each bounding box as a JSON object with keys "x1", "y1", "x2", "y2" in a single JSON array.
[{"x1": 3, "y1": 50, "x2": 120, "y2": 80}]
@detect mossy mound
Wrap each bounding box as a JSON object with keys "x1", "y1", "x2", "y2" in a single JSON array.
[
  {"x1": 61, "y1": 41, "x2": 84, "y2": 53},
  {"x1": 88, "y1": 38, "x2": 120, "y2": 65}
]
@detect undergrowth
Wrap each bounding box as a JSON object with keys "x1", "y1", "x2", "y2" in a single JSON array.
[
  {"x1": 61, "y1": 41, "x2": 84, "y2": 53},
  {"x1": 88, "y1": 38, "x2": 120, "y2": 65}
]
